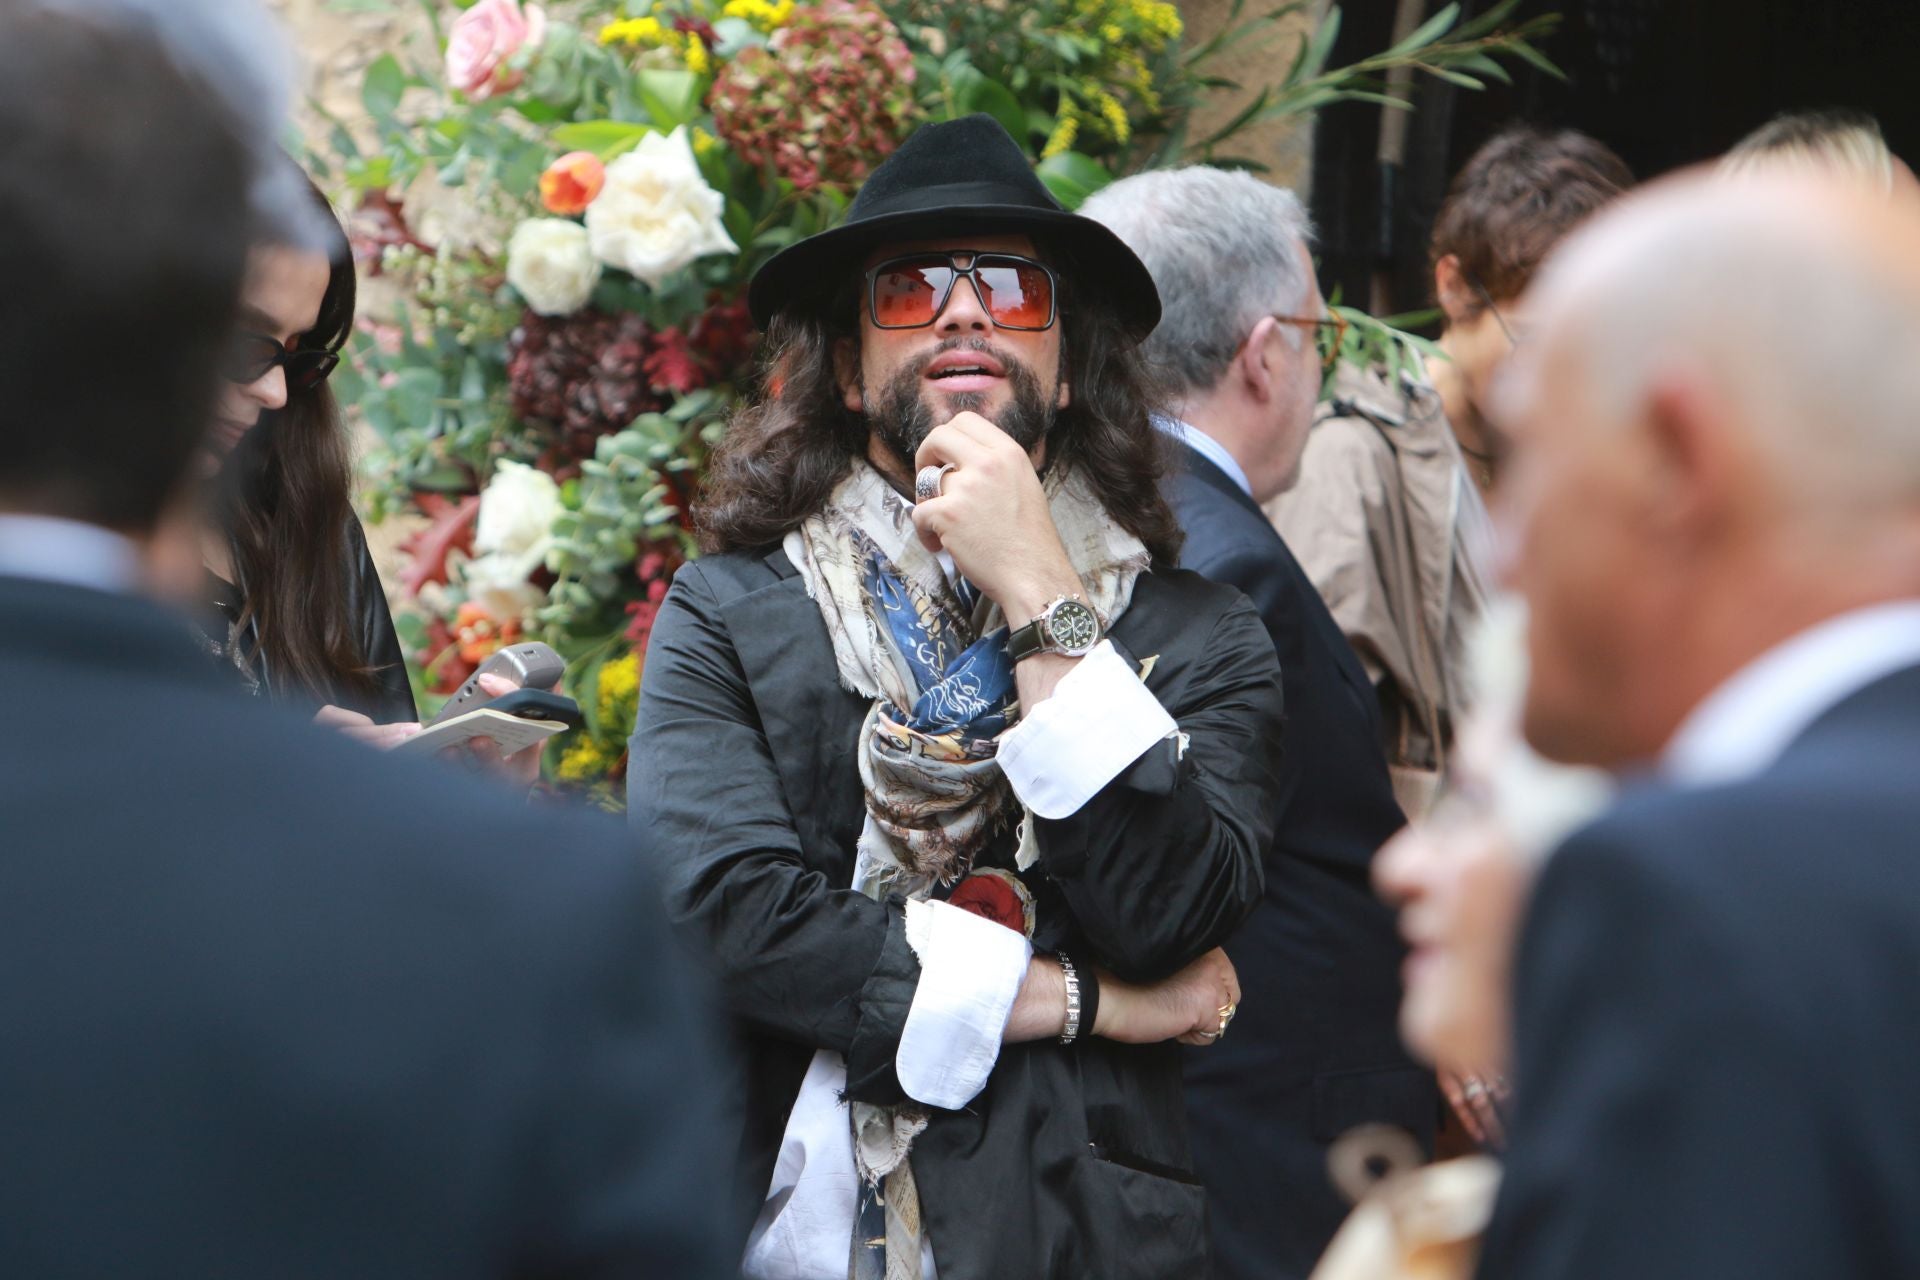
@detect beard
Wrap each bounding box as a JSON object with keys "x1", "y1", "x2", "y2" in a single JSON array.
[{"x1": 866, "y1": 337, "x2": 1058, "y2": 464}]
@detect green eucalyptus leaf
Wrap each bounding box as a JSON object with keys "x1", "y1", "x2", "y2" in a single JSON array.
[
  {"x1": 550, "y1": 119, "x2": 654, "y2": 159},
  {"x1": 362, "y1": 54, "x2": 406, "y2": 120}
]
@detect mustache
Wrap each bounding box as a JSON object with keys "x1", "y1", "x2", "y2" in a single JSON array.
[{"x1": 904, "y1": 335, "x2": 1031, "y2": 382}]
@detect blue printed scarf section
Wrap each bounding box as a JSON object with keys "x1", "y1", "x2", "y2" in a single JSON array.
[
  {"x1": 856, "y1": 525, "x2": 1021, "y2": 892},
  {"x1": 861, "y1": 527, "x2": 1014, "y2": 747}
]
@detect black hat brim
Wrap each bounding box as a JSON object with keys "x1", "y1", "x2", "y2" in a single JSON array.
[{"x1": 747, "y1": 203, "x2": 1161, "y2": 341}]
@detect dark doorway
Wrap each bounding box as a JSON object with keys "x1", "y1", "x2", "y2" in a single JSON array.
[{"x1": 1309, "y1": 0, "x2": 1920, "y2": 315}]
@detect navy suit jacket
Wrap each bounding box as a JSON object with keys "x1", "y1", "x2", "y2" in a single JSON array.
[
  {"x1": 1165, "y1": 442, "x2": 1434, "y2": 1280},
  {"x1": 1478, "y1": 662, "x2": 1920, "y2": 1280},
  {"x1": 0, "y1": 574, "x2": 732, "y2": 1279}
]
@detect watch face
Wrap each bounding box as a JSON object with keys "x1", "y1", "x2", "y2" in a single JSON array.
[{"x1": 1046, "y1": 599, "x2": 1100, "y2": 655}]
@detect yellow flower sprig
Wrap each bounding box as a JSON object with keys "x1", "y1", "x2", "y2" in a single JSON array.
[
  {"x1": 598, "y1": 15, "x2": 714, "y2": 77},
  {"x1": 598, "y1": 16, "x2": 673, "y2": 48},
  {"x1": 721, "y1": 0, "x2": 796, "y2": 32}
]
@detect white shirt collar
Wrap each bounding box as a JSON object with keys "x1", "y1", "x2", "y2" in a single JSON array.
[
  {"x1": 0, "y1": 514, "x2": 141, "y2": 593},
  {"x1": 1156, "y1": 416, "x2": 1253, "y2": 500},
  {"x1": 1662, "y1": 600, "x2": 1920, "y2": 786}
]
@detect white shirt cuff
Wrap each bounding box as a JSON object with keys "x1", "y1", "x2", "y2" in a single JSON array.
[
  {"x1": 996, "y1": 639, "x2": 1179, "y2": 819},
  {"x1": 896, "y1": 898, "x2": 1032, "y2": 1110}
]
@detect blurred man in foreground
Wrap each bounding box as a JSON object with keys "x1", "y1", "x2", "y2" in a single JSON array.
[
  {"x1": 0, "y1": 5, "x2": 728, "y2": 1275},
  {"x1": 1476, "y1": 171, "x2": 1920, "y2": 1278}
]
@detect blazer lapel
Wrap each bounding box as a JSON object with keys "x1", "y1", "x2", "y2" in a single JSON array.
[
  {"x1": 1175, "y1": 444, "x2": 1382, "y2": 711},
  {"x1": 716, "y1": 551, "x2": 870, "y2": 885}
]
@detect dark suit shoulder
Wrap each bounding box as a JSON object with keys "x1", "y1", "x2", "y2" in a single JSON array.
[{"x1": 670, "y1": 544, "x2": 794, "y2": 606}]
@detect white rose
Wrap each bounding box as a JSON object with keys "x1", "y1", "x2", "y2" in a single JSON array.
[
  {"x1": 464, "y1": 460, "x2": 563, "y2": 619},
  {"x1": 505, "y1": 217, "x2": 601, "y2": 316},
  {"x1": 585, "y1": 126, "x2": 739, "y2": 288}
]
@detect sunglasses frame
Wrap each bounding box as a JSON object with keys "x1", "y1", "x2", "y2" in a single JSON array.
[
  {"x1": 225, "y1": 331, "x2": 342, "y2": 392},
  {"x1": 863, "y1": 251, "x2": 1060, "y2": 332}
]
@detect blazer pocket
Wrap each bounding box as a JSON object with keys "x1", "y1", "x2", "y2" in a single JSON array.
[
  {"x1": 1073, "y1": 1145, "x2": 1210, "y2": 1278},
  {"x1": 1310, "y1": 1063, "x2": 1437, "y2": 1144},
  {"x1": 1088, "y1": 1142, "x2": 1204, "y2": 1187}
]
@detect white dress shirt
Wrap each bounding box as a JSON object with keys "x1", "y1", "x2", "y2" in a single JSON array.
[
  {"x1": 0, "y1": 514, "x2": 140, "y2": 593},
  {"x1": 1663, "y1": 601, "x2": 1920, "y2": 786},
  {"x1": 744, "y1": 548, "x2": 1180, "y2": 1280}
]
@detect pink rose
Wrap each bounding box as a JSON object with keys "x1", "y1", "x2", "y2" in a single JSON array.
[{"x1": 445, "y1": 0, "x2": 547, "y2": 100}]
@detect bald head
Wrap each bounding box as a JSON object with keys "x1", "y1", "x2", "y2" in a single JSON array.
[
  {"x1": 1494, "y1": 172, "x2": 1920, "y2": 767},
  {"x1": 1521, "y1": 174, "x2": 1920, "y2": 514}
]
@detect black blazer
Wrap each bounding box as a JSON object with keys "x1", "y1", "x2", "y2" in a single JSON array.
[
  {"x1": 1166, "y1": 442, "x2": 1434, "y2": 1280},
  {"x1": 629, "y1": 547, "x2": 1286, "y2": 1280},
  {"x1": 1477, "y1": 662, "x2": 1920, "y2": 1280},
  {"x1": 0, "y1": 574, "x2": 732, "y2": 1279}
]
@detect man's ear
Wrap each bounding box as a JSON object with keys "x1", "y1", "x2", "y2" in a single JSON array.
[
  {"x1": 833, "y1": 337, "x2": 862, "y2": 413},
  {"x1": 1239, "y1": 316, "x2": 1281, "y2": 405},
  {"x1": 1055, "y1": 376, "x2": 1070, "y2": 411},
  {"x1": 1435, "y1": 254, "x2": 1473, "y2": 327},
  {"x1": 1639, "y1": 367, "x2": 1741, "y2": 547}
]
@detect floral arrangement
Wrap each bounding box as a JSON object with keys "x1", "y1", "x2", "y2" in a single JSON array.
[{"x1": 314, "y1": 0, "x2": 1554, "y2": 805}]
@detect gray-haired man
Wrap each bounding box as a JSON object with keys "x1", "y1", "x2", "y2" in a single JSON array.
[{"x1": 1085, "y1": 168, "x2": 1431, "y2": 1280}]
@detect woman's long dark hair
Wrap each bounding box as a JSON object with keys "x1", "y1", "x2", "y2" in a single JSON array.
[
  {"x1": 216, "y1": 176, "x2": 375, "y2": 706},
  {"x1": 696, "y1": 242, "x2": 1185, "y2": 565}
]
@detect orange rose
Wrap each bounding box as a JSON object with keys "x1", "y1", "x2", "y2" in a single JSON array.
[
  {"x1": 539, "y1": 151, "x2": 607, "y2": 216},
  {"x1": 454, "y1": 600, "x2": 523, "y2": 666}
]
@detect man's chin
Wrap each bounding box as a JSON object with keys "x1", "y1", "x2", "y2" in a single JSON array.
[{"x1": 923, "y1": 384, "x2": 1002, "y2": 421}]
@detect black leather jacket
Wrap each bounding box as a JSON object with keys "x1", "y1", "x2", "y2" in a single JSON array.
[{"x1": 203, "y1": 518, "x2": 415, "y2": 724}]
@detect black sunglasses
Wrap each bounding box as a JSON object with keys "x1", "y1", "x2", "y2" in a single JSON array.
[
  {"x1": 864, "y1": 252, "x2": 1059, "y2": 331},
  {"x1": 223, "y1": 331, "x2": 340, "y2": 392}
]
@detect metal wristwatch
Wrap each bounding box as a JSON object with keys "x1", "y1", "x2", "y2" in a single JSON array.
[{"x1": 1005, "y1": 594, "x2": 1102, "y2": 663}]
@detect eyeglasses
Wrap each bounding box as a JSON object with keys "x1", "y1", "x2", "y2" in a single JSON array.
[
  {"x1": 222, "y1": 331, "x2": 341, "y2": 392},
  {"x1": 1466, "y1": 276, "x2": 1524, "y2": 350},
  {"x1": 864, "y1": 252, "x2": 1059, "y2": 331},
  {"x1": 1269, "y1": 310, "x2": 1349, "y2": 372}
]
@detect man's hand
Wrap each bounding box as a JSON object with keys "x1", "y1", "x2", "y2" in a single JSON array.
[
  {"x1": 1439, "y1": 1066, "x2": 1510, "y2": 1150},
  {"x1": 910, "y1": 412, "x2": 1081, "y2": 628},
  {"x1": 1094, "y1": 948, "x2": 1242, "y2": 1047}
]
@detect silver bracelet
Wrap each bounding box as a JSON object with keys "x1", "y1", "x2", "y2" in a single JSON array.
[{"x1": 1058, "y1": 952, "x2": 1083, "y2": 1045}]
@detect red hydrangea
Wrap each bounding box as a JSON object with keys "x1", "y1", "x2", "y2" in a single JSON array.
[{"x1": 710, "y1": 0, "x2": 918, "y2": 191}]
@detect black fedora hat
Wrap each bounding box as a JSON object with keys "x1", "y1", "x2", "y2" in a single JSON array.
[{"x1": 747, "y1": 114, "x2": 1161, "y2": 340}]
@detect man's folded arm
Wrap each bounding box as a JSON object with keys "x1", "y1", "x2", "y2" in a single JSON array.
[
  {"x1": 1002, "y1": 597, "x2": 1282, "y2": 982},
  {"x1": 629, "y1": 566, "x2": 921, "y2": 1100}
]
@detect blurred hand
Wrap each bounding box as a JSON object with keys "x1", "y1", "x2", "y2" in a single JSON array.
[
  {"x1": 1440, "y1": 1066, "x2": 1510, "y2": 1150},
  {"x1": 313, "y1": 704, "x2": 421, "y2": 750},
  {"x1": 1095, "y1": 948, "x2": 1241, "y2": 1047},
  {"x1": 441, "y1": 671, "x2": 554, "y2": 789}
]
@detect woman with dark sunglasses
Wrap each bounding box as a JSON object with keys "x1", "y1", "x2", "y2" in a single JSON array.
[{"x1": 195, "y1": 173, "x2": 417, "y2": 738}]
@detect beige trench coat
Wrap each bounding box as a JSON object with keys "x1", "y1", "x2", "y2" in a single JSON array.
[{"x1": 1265, "y1": 365, "x2": 1493, "y2": 816}]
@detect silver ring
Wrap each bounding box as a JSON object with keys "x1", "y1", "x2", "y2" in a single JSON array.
[
  {"x1": 1462, "y1": 1079, "x2": 1487, "y2": 1101},
  {"x1": 915, "y1": 463, "x2": 956, "y2": 504}
]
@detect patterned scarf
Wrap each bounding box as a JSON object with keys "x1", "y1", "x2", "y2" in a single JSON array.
[{"x1": 783, "y1": 461, "x2": 1149, "y2": 1280}]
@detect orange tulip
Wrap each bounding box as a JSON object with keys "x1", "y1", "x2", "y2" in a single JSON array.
[{"x1": 539, "y1": 150, "x2": 606, "y2": 215}]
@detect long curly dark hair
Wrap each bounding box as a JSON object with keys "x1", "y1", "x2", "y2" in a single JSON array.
[
  {"x1": 214, "y1": 175, "x2": 379, "y2": 706},
  {"x1": 696, "y1": 245, "x2": 1183, "y2": 565}
]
